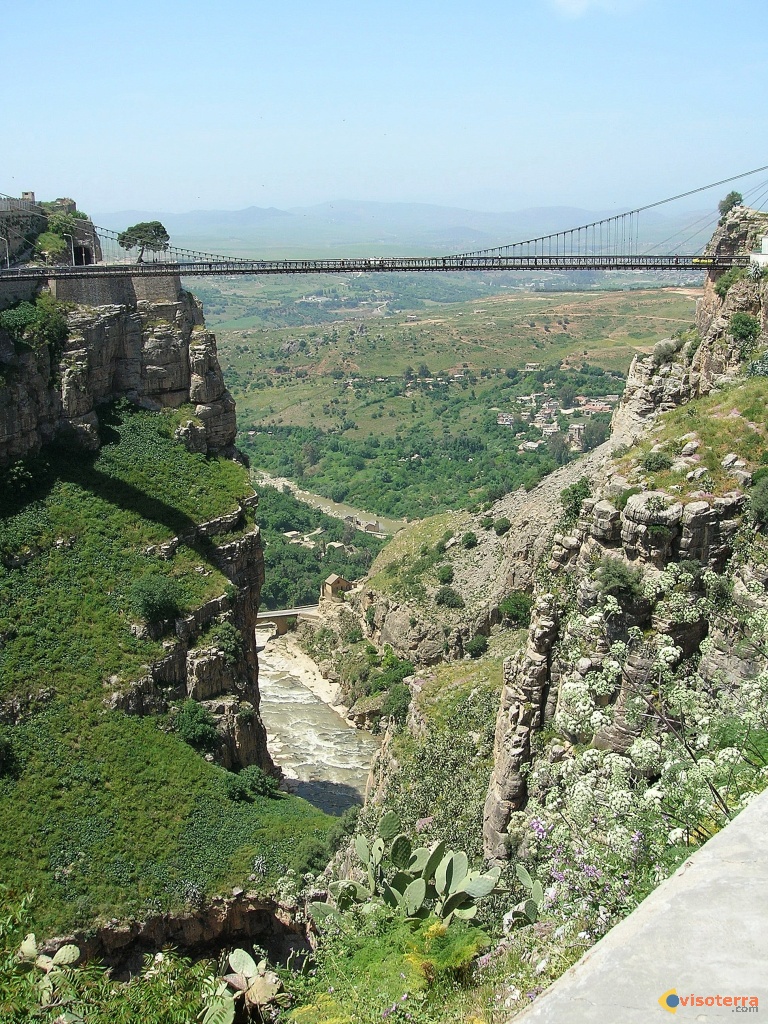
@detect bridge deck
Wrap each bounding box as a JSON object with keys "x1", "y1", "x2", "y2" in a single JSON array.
[{"x1": 0, "y1": 254, "x2": 750, "y2": 281}]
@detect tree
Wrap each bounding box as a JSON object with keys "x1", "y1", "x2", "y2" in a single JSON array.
[
  {"x1": 117, "y1": 221, "x2": 170, "y2": 263},
  {"x1": 718, "y1": 191, "x2": 743, "y2": 219}
]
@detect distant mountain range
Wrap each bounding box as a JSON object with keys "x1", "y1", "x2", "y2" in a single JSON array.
[{"x1": 91, "y1": 199, "x2": 718, "y2": 259}]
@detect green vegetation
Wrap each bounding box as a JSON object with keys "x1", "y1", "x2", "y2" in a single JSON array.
[
  {"x1": 613, "y1": 378, "x2": 768, "y2": 499},
  {"x1": 116, "y1": 220, "x2": 170, "y2": 263},
  {"x1": 253, "y1": 484, "x2": 383, "y2": 608},
  {"x1": 729, "y1": 311, "x2": 761, "y2": 359},
  {"x1": 0, "y1": 294, "x2": 69, "y2": 365},
  {"x1": 465, "y1": 634, "x2": 488, "y2": 658},
  {"x1": 642, "y1": 450, "x2": 673, "y2": 472},
  {"x1": 175, "y1": 699, "x2": 220, "y2": 753},
  {"x1": 559, "y1": 476, "x2": 591, "y2": 523},
  {"x1": 718, "y1": 190, "x2": 743, "y2": 219},
  {"x1": 0, "y1": 403, "x2": 336, "y2": 934},
  {"x1": 498, "y1": 590, "x2": 534, "y2": 626},
  {"x1": 221, "y1": 764, "x2": 280, "y2": 801},
  {"x1": 594, "y1": 555, "x2": 644, "y2": 602},
  {"x1": 127, "y1": 573, "x2": 182, "y2": 623},
  {"x1": 493, "y1": 516, "x2": 511, "y2": 536},
  {"x1": 435, "y1": 585, "x2": 464, "y2": 608},
  {"x1": 749, "y1": 477, "x2": 768, "y2": 528},
  {"x1": 216, "y1": 288, "x2": 695, "y2": 520},
  {"x1": 714, "y1": 266, "x2": 747, "y2": 299}
]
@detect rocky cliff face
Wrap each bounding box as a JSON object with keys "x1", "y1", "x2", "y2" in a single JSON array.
[
  {"x1": 108, "y1": 495, "x2": 274, "y2": 773},
  {"x1": 0, "y1": 284, "x2": 236, "y2": 465},
  {"x1": 483, "y1": 212, "x2": 768, "y2": 861}
]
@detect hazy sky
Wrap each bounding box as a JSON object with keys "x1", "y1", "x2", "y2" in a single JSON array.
[{"x1": 4, "y1": 0, "x2": 768, "y2": 214}]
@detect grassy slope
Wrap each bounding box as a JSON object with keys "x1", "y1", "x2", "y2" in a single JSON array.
[{"x1": 0, "y1": 404, "x2": 333, "y2": 935}]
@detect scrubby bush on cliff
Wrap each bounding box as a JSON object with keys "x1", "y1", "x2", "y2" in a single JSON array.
[
  {"x1": 718, "y1": 190, "x2": 743, "y2": 220},
  {"x1": 729, "y1": 312, "x2": 761, "y2": 359},
  {"x1": 127, "y1": 573, "x2": 182, "y2": 623},
  {"x1": 205, "y1": 619, "x2": 243, "y2": 666},
  {"x1": 714, "y1": 266, "x2": 747, "y2": 299},
  {"x1": 594, "y1": 555, "x2": 644, "y2": 602},
  {"x1": 222, "y1": 764, "x2": 279, "y2": 801},
  {"x1": 435, "y1": 585, "x2": 465, "y2": 608},
  {"x1": 498, "y1": 590, "x2": 534, "y2": 626},
  {"x1": 465, "y1": 634, "x2": 488, "y2": 658},
  {"x1": 461, "y1": 531, "x2": 478, "y2": 549},
  {"x1": 436, "y1": 564, "x2": 454, "y2": 585},
  {"x1": 642, "y1": 450, "x2": 673, "y2": 472},
  {"x1": 0, "y1": 294, "x2": 68, "y2": 362},
  {"x1": 493, "y1": 516, "x2": 511, "y2": 536},
  {"x1": 175, "y1": 699, "x2": 219, "y2": 753},
  {"x1": 749, "y1": 477, "x2": 768, "y2": 528},
  {"x1": 559, "y1": 477, "x2": 591, "y2": 523},
  {"x1": 381, "y1": 682, "x2": 412, "y2": 723}
]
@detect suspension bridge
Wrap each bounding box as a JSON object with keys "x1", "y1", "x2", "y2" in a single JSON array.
[{"x1": 2, "y1": 165, "x2": 768, "y2": 281}]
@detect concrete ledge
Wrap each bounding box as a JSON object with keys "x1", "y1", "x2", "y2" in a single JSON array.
[{"x1": 511, "y1": 788, "x2": 768, "y2": 1022}]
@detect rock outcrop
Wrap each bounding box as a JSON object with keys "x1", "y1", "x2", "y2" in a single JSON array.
[
  {"x1": 483, "y1": 210, "x2": 768, "y2": 861},
  {"x1": 107, "y1": 497, "x2": 273, "y2": 773},
  {"x1": 0, "y1": 283, "x2": 236, "y2": 466}
]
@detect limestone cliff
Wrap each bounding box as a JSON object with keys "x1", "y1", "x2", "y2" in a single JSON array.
[
  {"x1": 0, "y1": 277, "x2": 236, "y2": 465},
  {"x1": 107, "y1": 496, "x2": 273, "y2": 774},
  {"x1": 483, "y1": 211, "x2": 768, "y2": 860}
]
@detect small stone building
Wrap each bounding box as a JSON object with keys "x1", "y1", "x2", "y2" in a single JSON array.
[{"x1": 321, "y1": 573, "x2": 353, "y2": 600}]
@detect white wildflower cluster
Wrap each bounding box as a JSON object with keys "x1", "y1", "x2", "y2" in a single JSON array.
[
  {"x1": 657, "y1": 591, "x2": 703, "y2": 624},
  {"x1": 654, "y1": 635, "x2": 682, "y2": 670},
  {"x1": 629, "y1": 737, "x2": 663, "y2": 772},
  {"x1": 555, "y1": 676, "x2": 595, "y2": 736}
]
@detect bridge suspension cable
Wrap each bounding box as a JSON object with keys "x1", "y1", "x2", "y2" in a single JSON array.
[{"x1": 450, "y1": 162, "x2": 768, "y2": 262}]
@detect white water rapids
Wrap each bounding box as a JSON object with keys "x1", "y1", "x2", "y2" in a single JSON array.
[{"x1": 255, "y1": 632, "x2": 380, "y2": 816}]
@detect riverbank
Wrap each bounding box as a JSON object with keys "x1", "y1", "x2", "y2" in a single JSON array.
[
  {"x1": 251, "y1": 468, "x2": 407, "y2": 536},
  {"x1": 258, "y1": 630, "x2": 352, "y2": 720},
  {"x1": 255, "y1": 629, "x2": 379, "y2": 814}
]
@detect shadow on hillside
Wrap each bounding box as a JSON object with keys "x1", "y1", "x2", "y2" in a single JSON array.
[{"x1": 288, "y1": 778, "x2": 364, "y2": 816}]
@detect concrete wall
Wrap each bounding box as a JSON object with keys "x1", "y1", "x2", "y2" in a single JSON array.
[
  {"x1": 50, "y1": 273, "x2": 183, "y2": 306},
  {"x1": 511, "y1": 788, "x2": 768, "y2": 1023},
  {"x1": 0, "y1": 278, "x2": 41, "y2": 310}
]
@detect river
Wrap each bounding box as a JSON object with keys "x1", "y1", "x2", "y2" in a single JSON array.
[
  {"x1": 255, "y1": 629, "x2": 380, "y2": 816},
  {"x1": 251, "y1": 469, "x2": 407, "y2": 536}
]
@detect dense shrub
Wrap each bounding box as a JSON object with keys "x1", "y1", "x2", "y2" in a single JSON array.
[
  {"x1": 729, "y1": 312, "x2": 761, "y2": 359},
  {"x1": 127, "y1": 574, "x2": 182, "y2": 623},
  {"x1": 435, "y1": 585, "x2": 465, "y2": 608},
  {"x1": 465, "y1": 634, "x2": 488, "y2": 658},
  {"x1": 0, "y1": 294, "x2": 68, "y2": 363},
  {"x1": 718, "y1": 190, "x2": 742, "y2": 219},
  {"x1": 594, "y1": 556, "x2": 644, "y2": 602},
  {"x1": 714, "y1": 267, "x2": 747, "y2": 300},
  {"x1": 480, "y1": 516, "x2": 494, "y2": 530},
  {"x1": 222, "y1": 764, "x2": 280, "y2": 801},
  {"x1": 493, "y1": 516, "x2": 511, "y2": 536},
  {"x1": 560, "y1": 477, "x2": 591, "y2": 522},
  {"x1": 749, "y1": 477, "x2": 768, "y2": 528},
  {"x1": 381, "y1": 683, "x2": 412, "y2": 723},
  {"x1": 175, "y1": 700, "x2": 220, "y2": 753},
  {"x1": 461, "y1": 531, "x2": 478, "y2": 549},
  {"x1": 498, "y1": 590, "x2": 534, "y2": 626},
  {"x1": 642, "y1": 450, "x2": 673, "y2": 472},
  {"x1": 206, "y1": 620, "x2": 243, "y2": 666},
  {"x1": 436, "y1": 564, "x2": 454, "y2": 585}
]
